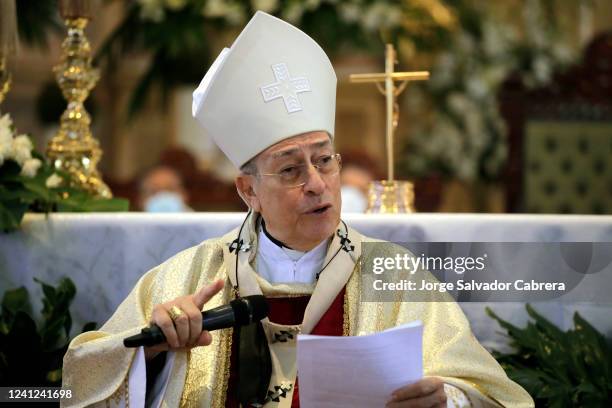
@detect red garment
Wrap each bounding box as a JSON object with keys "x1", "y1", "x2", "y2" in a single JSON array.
[{"x1": 226, "y1": 288, "x2": 345, "y2": 407}]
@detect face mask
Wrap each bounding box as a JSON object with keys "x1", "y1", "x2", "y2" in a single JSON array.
[
  {"x1": 144, "y1": 191, "x2": 187, "y2": 213},
  {"x1": 341, "y1": 185, "x2": 368, "y2": 213}
]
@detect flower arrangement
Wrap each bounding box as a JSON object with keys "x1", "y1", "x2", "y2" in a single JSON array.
[
  {"x1": 0, "y1": 112, "x2": 128, "y2": 232},
  {"x1": 95, "y1": 0, "x2": 452, "y2": 115},
  {"x1": 400, "y1": 0, "x2": 576, "y2": 183},
  {"x1": 0, "y1": 114, "x2": 42, "y2": 178},
  {"x1": 95, "y1": 0, "x2": 578, "y2": 183}
]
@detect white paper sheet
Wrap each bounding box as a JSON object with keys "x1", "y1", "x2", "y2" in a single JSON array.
[{"x1": 296, "y1": 321, "x2": 423, "y2": 408}]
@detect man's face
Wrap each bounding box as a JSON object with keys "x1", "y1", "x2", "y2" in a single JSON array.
[{"x1": 236, "y1": 131, "x2": 341, "y2": 251}]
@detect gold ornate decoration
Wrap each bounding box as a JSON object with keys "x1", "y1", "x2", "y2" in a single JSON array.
[
  {"x1": 0, "y1": 57, "x2": 10, "y2": 106},
  {"x1": 47, "y1": 0, "x2": 112, "y2": 198},
  {"x1": 366, "y1": 179, "x2": 415, "y2": 214},
  {"x1": 350, "y1": 44, "x2": 429, "y2": 213},
  {"x1": 0, "y1": 0, "x2": 18, "y2": 106}
]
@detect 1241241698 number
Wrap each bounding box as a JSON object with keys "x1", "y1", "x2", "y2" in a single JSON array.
[{"x1": 2, "y1": 387, "x2": 72, "y2": 401}]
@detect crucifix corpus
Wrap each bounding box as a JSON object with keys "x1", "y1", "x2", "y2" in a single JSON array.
[
  {"x1": 350, "y1": 44, "x2": 429, "y2": 213},
  {"x1": 350, "y1": 44, "x2": 429, "y2": 180}
]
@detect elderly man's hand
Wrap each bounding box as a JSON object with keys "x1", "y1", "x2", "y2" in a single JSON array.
[
  {"x1": 386, "y1": 377, "x2": 447, "y2": 408},
  {"x1": 144, "y1": 279, "x2": 225, "y2": 360}
]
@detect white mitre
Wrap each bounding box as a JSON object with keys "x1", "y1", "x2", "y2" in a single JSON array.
[{"x1": 192, "y1": 11, "x2": 337, "y2": 169}]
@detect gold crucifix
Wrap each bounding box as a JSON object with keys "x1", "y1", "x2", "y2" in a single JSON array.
[{"x1": 350, "y1": 44, "x2": 429, "y2": 181}]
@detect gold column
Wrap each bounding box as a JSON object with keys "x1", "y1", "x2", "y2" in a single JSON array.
[{"x1": 47, "y1": 0, "x2": 111, "y2": 198}]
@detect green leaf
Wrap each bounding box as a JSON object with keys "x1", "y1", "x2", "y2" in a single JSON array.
[
  {"x1": 0, "y1": 160, "x2": 22, "y2": 179},
  {"x1": 7, "y1": 311, "x2": 40, "y2": 348},
  {"x1": 55, "y1": 278, "x2": 77, "y2": 302},
  {"x1": 34, "y1": 277, "x2": 76, "y2": 348},
  {"x1": 15, "y1": 0, "x2": 62, "y2": 49},
  {"x1": 21, "y1": 177, "x2": 52, "y2": 202},
  {"x1": 0, "y1": 278, "x2": 95, "y2": 385},
  {"x1": 81, "y1": 197, "x2": 129, "y2": 212},
  {"x1": 56, "y1": 194, "x2": 129, "y2": 213},
  {"x1": 1, "y1": 287, "x2": 32, "y2": 317},
  {"x1": 34, "y1": 277, "x2": 57, "y2": 316},
  {"x1": 526, "y1": 304, "x2": 565, "y2": 339},
  {"x1": 489, "y1": 304, "x2": 612, "y2": 406},
  {"x1": 0, "y1": 199, "x2": 28, "y2": 232}
]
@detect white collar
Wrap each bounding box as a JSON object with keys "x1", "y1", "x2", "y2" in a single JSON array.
[{"x1": 256, "y1": 229, "x2": 329, "y2": 284}]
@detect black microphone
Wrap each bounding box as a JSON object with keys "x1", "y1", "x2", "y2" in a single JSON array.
[{"x1": 123, "y1": 295, "x2": 268, "y2": 348}]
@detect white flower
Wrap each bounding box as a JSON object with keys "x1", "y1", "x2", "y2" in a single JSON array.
[
  {"x1": 281, "y1": 2, "x2": 304, "y2": 24},
  {"x1": 532, "y1": 55, "x2": 552, "y2": 85},
  {"x1": 447, "y1": 93, "x2": 470, "y2": 115},
  {"x1": 0, "y1": 113, "x2": 13, "y2": 146},
  {"x1": 552, "y1": 44, "x2": 574, "y2": 64},
  {"x1": 203, "y1": 0, "x2": 245, "y2": 24},
  {"x1": 164, "y1": 0, "x2": 187, "y2": 11},
  {"x1": 251, "y1": 0, "x2": 278, "y2": 13},
  {"x1": 362, "y1": 3, "x2": 388, "y2": 31},
  {"x1": 204, "y1": 0, "x2": 230, "y2": 18},
  {"x1": 20, "y1": 158, "x2": 42, "y2": 178},
  {"x1": 11, "y1": 134, "x2": 33, "y2": 165},
  {"x1": 138, "y1": 0, "x2": 165, "y2": 22},
  {"x1": 12, "y1": 134, "x2": 32, "y2": 151},
  {"x1": 0, "y1": 114, "x2": 14, "y2": 166},
  {"x1": 304, "y1": 0, "x2": 321, "y2": 11},
  {"x1": 0, "y1": 137, "x2": 10, "y2": 166},
  {"x1": 482, "y1": 21, "x2": 515, "y2": 59},
  {"x1": 384, "y1": 5, "x2": 403, "y2": 28},
  {"x1": 339, "y1": 3, "x2": 360, "y2": 23},
  {"x1": 482, "y1": 65, "x2": 510, "y2": 88},
  {"x1": 431, "y1": 53, "x2": 456, "y2": 89},
  {"x1": 456, "y1": 32, "x2": 476, "y2": 55},
  {"x1": 45, "y1": 173, "x2": 63, "y2": 188},
  {"x1": 465, "y1": 77, "x2": 489, "y2": 100},
  {"x1": 457, "y1": 155, "x2": 477, "y2": 181},
  {"x1": 465, "y1": 111, "x2": 485, "y2": 147},
  {"x1": 225, "y1": 3, "x2": 246, "y2": 25}
]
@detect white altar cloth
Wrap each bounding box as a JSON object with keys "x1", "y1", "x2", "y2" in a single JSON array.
[{"x1": 1, "y1": 212, "x2": 611, "y2": 350}]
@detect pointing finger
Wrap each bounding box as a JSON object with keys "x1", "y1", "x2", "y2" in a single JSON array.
[{"x1": 193, "y1": 279, "x2": 225, "y2": 310}]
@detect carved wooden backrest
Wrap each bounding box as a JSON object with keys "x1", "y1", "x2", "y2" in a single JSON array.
[{"x1": 500, "y1": 33, "x2": 612, "y2": 214}]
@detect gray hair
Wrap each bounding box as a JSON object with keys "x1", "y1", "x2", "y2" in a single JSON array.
[{"x1": 239, "y1": 157, "x2": 258, "y2": 175}]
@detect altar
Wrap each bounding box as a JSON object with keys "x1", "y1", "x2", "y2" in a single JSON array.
[{"x1": 1, "y1": 212, "x2": 611, "y2": 351}]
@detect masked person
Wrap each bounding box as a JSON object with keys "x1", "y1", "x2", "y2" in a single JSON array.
[
  {"x1": 139, "y1": 166, "x2": 192, "y2": 213},
  {"x1": 61, "y1": 12, "x2": 533, "y2": 408}
]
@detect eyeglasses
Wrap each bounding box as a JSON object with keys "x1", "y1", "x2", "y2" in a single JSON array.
[{"x1": 258, "y1": 153, "x2": 342, "y2": 188}]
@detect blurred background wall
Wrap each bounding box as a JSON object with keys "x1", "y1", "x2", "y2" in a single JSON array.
[{"x1": 3, "y1": 0, "x2": 612, "y2": 213}]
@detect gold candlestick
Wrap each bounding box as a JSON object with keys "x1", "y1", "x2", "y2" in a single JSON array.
[
  {"x1": 366, "y1": 180, "x2": 415, "y2": 214},
  {"x1": 350, "y1": 44, "x2": 429, "y2": 213},
  {"x1": 47, "y1": 3, "x2": 111, "y2": 198}
]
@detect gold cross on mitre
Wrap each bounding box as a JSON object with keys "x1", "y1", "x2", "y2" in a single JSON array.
[{"x1": 350, "y1": 44, "x2": 429, "y2": 181}]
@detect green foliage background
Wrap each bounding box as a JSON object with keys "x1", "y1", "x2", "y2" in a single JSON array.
[
  {"x1": 0, "y1": 278, "x2": 96, "y2": 386},
  {"x1": 488, "y1": 305, "x2": 612, "y2": 407}
]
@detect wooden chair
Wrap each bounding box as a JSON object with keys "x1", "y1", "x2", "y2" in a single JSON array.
[{"x1": 500, "y1": 33, "x2": 612, "y2": 214}]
